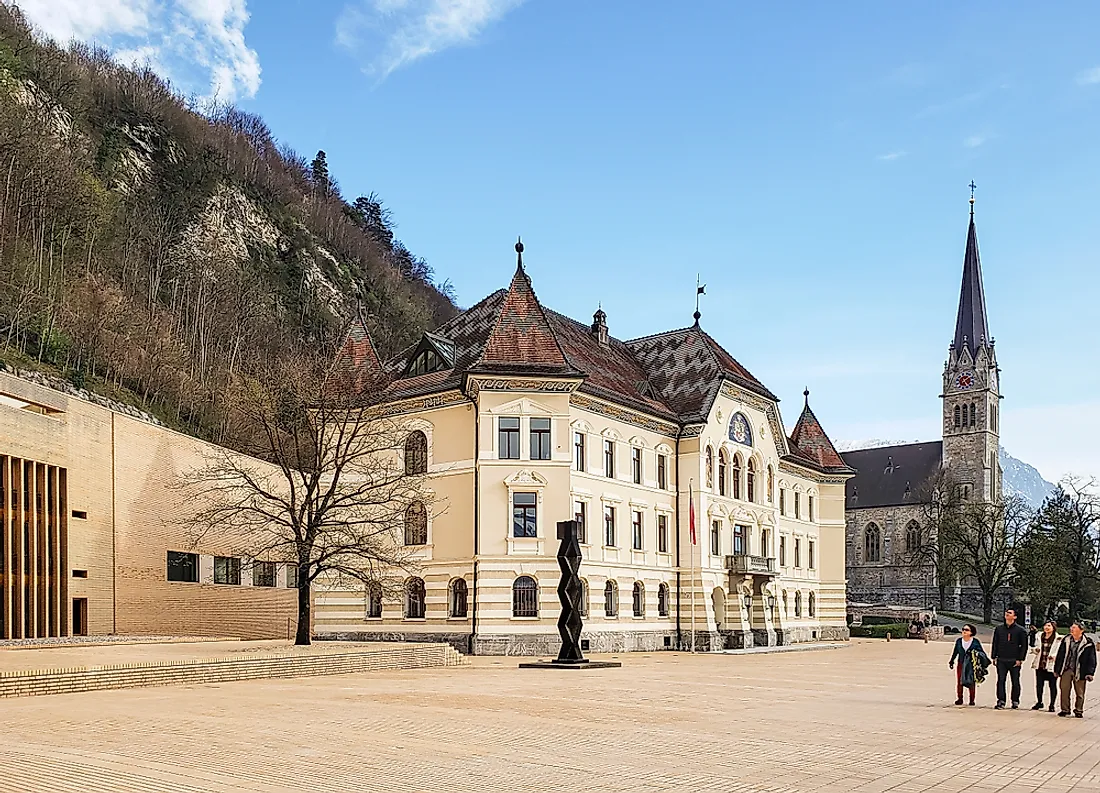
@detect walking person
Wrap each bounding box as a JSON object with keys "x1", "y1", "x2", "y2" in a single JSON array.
[
  {"x1": 991, "y1": 607, "x2": 1029, "y2": 709},
  {"x1": 949, "y1": 624, "x2": 988, "y2": 705},
  {"x1": 1054, "y1": 621, "x2": 1097, "y2": 718},
  {"x1": 1030, "y1": 621, "x2": 1062, "y2": 712}
]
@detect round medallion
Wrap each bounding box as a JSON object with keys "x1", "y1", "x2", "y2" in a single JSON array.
[{"x1": 728, "y1": 412, "x2": 752, "y2": 446}]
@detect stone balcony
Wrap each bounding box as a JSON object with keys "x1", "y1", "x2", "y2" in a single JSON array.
[{"x1": 724, "y1": 554, "x2": 777, "y2": 576}]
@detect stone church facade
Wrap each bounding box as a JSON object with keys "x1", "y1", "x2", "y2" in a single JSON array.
[{"x1": 841, "y1": 196, "x2": 1004, "y2": 614}]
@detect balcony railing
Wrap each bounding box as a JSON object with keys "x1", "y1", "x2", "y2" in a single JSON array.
[{"x1": 725, "y1": 554, "x2": 777, "y2": 575}]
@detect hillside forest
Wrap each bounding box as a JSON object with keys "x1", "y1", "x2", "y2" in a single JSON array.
[{"x1": 0, "y1": 6, "x2": 457, "y2": 445}]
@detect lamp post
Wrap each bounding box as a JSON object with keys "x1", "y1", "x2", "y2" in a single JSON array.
[{"x1": 767, "y1": 594, "x2": 776, "y2": 613}]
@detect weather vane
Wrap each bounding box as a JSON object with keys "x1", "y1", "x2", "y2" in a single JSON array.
[{"x1": 694, "y1": 274, "x2": 706, "y2": 324}]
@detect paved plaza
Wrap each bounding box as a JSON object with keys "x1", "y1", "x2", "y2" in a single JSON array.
[{"x1": 2, "y1": 637, "x2": 1099, "y2": 792}]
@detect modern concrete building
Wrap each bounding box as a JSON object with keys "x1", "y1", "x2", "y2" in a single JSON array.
[
  {"x1": 0, "y1": 368, "x2": 297, "y2": 641},
  {"x1": 315, "y1": 243, "x2": 854, "y2": 654}
]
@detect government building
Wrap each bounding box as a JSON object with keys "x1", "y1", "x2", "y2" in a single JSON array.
[
  {"x1": 315, "y1": 242, "x2": 854, "y2": 654},
  {"x1": 841, "y1": 196, "x2": 1004, "y2": 613}
]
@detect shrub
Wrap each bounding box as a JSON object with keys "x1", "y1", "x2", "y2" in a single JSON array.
[{"x1": 850, "y1": 623, "x2": 909, "y2": 639}]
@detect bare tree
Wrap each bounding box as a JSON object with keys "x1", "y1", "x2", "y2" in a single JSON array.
[{"x1": 181, "y1": 349, "x2": 434, "y2": 645}]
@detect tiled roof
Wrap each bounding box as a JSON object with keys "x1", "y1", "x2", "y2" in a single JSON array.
[
  {"x1": 789, "y1": 398, "x2": 853, "y2": 473},
  {"x1": 841, "y1": 442, "x2": 944, "y2": 508},
  {"x1": 624, "y1": 325, "x2": 776, "y2": 424},
  {"x1": 471, "y1": 264, "x2": 579, "y2": 376},
  {"x1": 333, "y1": 307, "x2": 384, "y2": 390}
]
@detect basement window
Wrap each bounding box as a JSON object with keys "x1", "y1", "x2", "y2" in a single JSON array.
[
  {"x1": 72, "y1": 510, "x2": 88, "y2": 519},
  {"x1": 72, "y1": 569, "x2": 88, "y2": 578}
]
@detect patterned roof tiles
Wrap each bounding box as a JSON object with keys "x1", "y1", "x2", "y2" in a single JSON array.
[{"x1": 788, "y1": 397, "x2": 853, "y2": 473}]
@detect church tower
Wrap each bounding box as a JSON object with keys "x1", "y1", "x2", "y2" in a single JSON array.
[{"x1": 942, "y1": 188, "x2": 1002, "y2": 503}]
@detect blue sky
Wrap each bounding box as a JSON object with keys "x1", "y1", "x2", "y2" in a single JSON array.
[{"x1": 17, "y1": 1, "x2": 1100, "y2": 483}]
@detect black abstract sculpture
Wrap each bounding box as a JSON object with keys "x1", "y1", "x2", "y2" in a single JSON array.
[
  {"x1": 553, "y1": 519, "x2": 585, "y2": 663},
  {"x1": 519, "y1": 519, "x2": 620, "y2": 670}
]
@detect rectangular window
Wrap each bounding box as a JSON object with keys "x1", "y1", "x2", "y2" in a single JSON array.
[
  {"x1": 808, "y1": 495, "x2": 815, "y2": 523},
  {"x1": 574, "y1": 432, "x2": 586, "y2": 472},
  {"x1": 809, "y1": 540, "x2": 816, "y2": 570},
  {"x1": 710, "y1": 520, "x2": 720, "y2": 556},
  {"x1": 253, "y1": 561, "x2": 276, "y2": 587},
  {"x1": 761, "y1": 529, "x2": 770, "y2": 557},
  {"x1": 632, "y1": 510, "x2": 644, "y2": 550},
  {"x1": 631, "y1": 448, "x2": 642, "y2": 484},
  {"x1": 779, "y1": 536, "x2": 787, "y2": 567},
  {"x1": 795, "y1": 493, "x2": 802, "y2": 520},
  {"x1": 286, "y1": 564, "x2": 298, "y2": 589},
  {"x1": 733, "y1": 524, "x2": 746, "y2": 555},
  {"x1": 214, "y1": 556, "x2": 241, "y2": 585},
  {"x1": 604, "y1": 440, "x2": 615, "y2": 478},
  {"x1": 657, "y1": 514, "x2": 669, "y2": 553},
  {"x1": 512, "y1": 492, "x2": 537, "y2": 538},
  {"x1": 604, "y1": 505, "x2": 616, "y2": 547},
  {"x1": 657, "y1": 454, "x2": 668, "y2": 490},
  {"x1": 574, "y1": 500, "x2": 587, "y2": 544},
  {"x1": 498, "y1": 417, "x2": 520, "y2": 460},
  {"x1": 794, "y1": 539, "x2": 802, "y2": 569},
  {"x1": 530, "y1": 417, "x2": 551, "y2": 461},
  {"x1": 167, "y1": 551, "x2": 198, "y2": 583},
  {"x1": 779, "y1": 489, "x2": 786, "y2": 516}
]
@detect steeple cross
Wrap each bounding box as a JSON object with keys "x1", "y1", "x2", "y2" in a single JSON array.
[{"x1": 969, "y1": 181, "x2": 977, "y2": 199}]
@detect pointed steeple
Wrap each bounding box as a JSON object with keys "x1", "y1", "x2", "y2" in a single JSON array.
[
  {"x1": 472, "y1": 242, "x2": 578, "y2": 375},
  {"x1": 789, "y1": 390, "x2": 850, "y2": 471},
  {"x1": 333, "y1": 295, "x2": 384, "y2": 390},
  {"x1": 953, "y1": 187, "x2": 990, "y2": 357}
]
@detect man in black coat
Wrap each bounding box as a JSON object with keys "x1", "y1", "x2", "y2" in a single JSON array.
[
  {"x1": 1054, "y1": 620, "x2": 1097, "y2": 718},
  {"x1": 991, "y1": 607, "x2": 1029, "y2": 709}
]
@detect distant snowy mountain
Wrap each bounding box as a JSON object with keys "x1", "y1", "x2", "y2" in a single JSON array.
[{"x1": 836, "y1": 440, "x2": 1057, "y2": 510}]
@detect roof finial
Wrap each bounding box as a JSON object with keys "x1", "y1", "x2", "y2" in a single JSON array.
[
  {"x1": 968, "y1": 180, "x2": 976, "y2": 217},
  {"x1": 694, "y1": 274, "x2": 706, "y2": 325},
  {"x1": 803, "y1": 387, "x2": 810, "y2": 406},
  {"x1": 515, "y1": 236, "x2": 524, "y2": 269}
]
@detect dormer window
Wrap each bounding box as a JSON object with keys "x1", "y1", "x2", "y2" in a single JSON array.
[
  {"x1": 404, "y1": 332, "x2": 455, "y2": 377},
  {"x1": 408, "y1": 348, "x2": 446, "y2": 376}
]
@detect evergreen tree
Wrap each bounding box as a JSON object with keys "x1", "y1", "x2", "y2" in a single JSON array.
[{"x1": 310, "y1": 150, "x2": 332, "y2": 198}]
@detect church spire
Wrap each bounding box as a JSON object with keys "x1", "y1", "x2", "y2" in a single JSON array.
[{"x1": 952, "y1": 183, "x2": 990, "y2": 357}]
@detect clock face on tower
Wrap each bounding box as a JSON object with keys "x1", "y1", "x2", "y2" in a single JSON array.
[{"x1": 955, "y1": 371, "x2": 975, "y2": 390}]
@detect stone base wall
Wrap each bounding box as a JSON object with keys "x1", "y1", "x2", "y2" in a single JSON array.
[{"x1": 847, "y1": 585, "x2": 1015, "y2": 619}]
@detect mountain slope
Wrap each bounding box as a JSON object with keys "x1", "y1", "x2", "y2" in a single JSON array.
[
  {"x1": 0, "y1": 6, "x2": 456, "y2": 441},
  {"x1": 836, "y1": 439, "x2": 1056, "y2": 509}
]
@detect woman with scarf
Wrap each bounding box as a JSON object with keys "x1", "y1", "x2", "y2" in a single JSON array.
[
  {"x1": 949, "y1": 624, "x2": 988, "y2": 706},
  {"x1": 1030, "y1": 621, "x2": 1063, "y2": 712}
]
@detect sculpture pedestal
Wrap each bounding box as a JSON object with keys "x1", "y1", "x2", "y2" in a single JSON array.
[{"x1": 519, "y1": 659, "x2": 622, "y2": 670}]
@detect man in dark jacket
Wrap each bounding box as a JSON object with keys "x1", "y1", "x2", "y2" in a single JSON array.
[
  {"x1": 991, "y1": 607, "x2": 1029, "y2": 709},
  {"x1": 1054, "y1": 621, "x2": 1097, "y2": 718}
]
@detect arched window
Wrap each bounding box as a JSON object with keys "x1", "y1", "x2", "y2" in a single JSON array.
[
  {"x1": 905, "y1": 521, "x2": 921, "y2": 554},
  {"x1": 404, "y1": 501, "x2": 427, "y2": 545},
  {"x1": 449, "y1": 578, "x2": 468, "y2": 618},
  {"x1": 794, "y1": 591, "x2": 803, "y2": 617},
  {"x1": 732, "y1": 454, "x2": 742, "y2": 500},
  {"x1": 969, "y1": 402, "x2": 976, "y2": 427},
  {"x1": 405, "y1": 578, "x2": 426, "y2": 619},
  {"x1": 367, "y1": 584, "x2": 383, "y2": 618},
  {"x1": 633, "y1": 582, "x2": 645, "y2": 617},
  {"x1": 404, "y1": 430, "x2": 428, "y2": 475},
  {"x1": 717, "y1": 449, "x2": 728, "y2": 496},
  {"x1": 658, "y1": 583, "x2": 669, "y2": 617},
  {"x1": 604, "y1": 580, "x2": 618, "y2": 617},
  {"x1": 767, "y1": 465, "x2": 775, "y2": 503},
  {"x1": 747, "y1": 460, "x2": 756, "y2": 503},
  {"x1": 808, "y1": 592, "x2": 816, "y2": 618},
  {"x1": 954, "y1": 405, "x2": 961, "y2": 428},
  {"x1": 864, "y1": 523, "x2": 882, "y2": 563},
  {"x1": 512, "y1": 576, "x2": 538, "y2": 618},
  {"x1": 578, "y1": 579, "x2": 589, "y2": 618},
  {"x1": 705, "y1": 447, "x2": 714, "y2": 490}
]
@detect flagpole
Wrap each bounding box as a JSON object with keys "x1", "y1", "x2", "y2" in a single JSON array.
[{"x1": 690, "y1": 478, "x2": 696, "y2": 654}]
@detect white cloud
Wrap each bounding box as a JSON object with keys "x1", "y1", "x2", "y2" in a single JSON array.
[
  {"x1": 964, "y1": 134, "x2": 986, "y2": 148},
  {"x1": 876, "y1": 151, "x2": 906, "y2": 161},
  {"x1": 15, "y1": 0, "x2": 261, "y2": 102},
  {"x1": 1077, "y1": 66, "x2": 1100, "y2": 86},
  {"x1": 337, "y1": 0, "x2": 524, "y2": 82}
]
